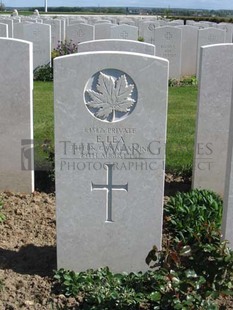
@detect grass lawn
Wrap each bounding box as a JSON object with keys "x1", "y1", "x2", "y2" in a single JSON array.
[
  {"x1": 33, "y1": 81, "x2": 54, "y2": 169},
  {"x1": 33, "y1": 81, "x2": 198, "y2": 174},
  {"x1": 166, "y1": 86, "x2": 198, "y2": 174}
]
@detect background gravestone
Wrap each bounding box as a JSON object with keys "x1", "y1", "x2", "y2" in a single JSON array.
[
  {"x1": 0, "y1": 23, "x2": 8, "y2": 37},
  {"x1": 196, "y1": 28, "x2": 226, "y2": 77},
  {"x1": 43, "y1": 19, "x2": 62, "y2": 49},
  {"x1": 217, "y1": 23, "x2": 233, "y2": 43},
  {"x1": 14, "y1": 22, "x2": 51, "y2": 69},
  {"x1": 66, "y1": 23, "x2": 94, "y2": 44},
  {"x1": 54, "y1": 51, "x2": 168, "y2": 272},
  {"x1": 0, "y1": 19, "x2": 13, "y2": 37},
  {"x1": 192, "y1": 44, "x2": 233, "y2": 196},
  {"x1": 140, "y1": 21, "x2": 160, "y2": 44},
  {"x1": 94, "y1": 23, "x2": 112, "y2": 40},
  {"x1": 154, "y1": 26, "x2": 182, "y2": 79},
  {"x1": 78, "y1": 39, "x2": 155, "y2": 55},
  {"x1": 110, "y1": 24, "x2": 138, "y2": 41},
  {"x1": 0, "y1": 38, "x2": 34, "y2": 193},
  {"x1": 179, "y1": 25, "x2": 198, "y2": 76}
]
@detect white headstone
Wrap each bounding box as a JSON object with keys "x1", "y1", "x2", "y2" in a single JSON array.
[
  {"x1": 111, "y1": 24, "x2": 138, "y2": 41},
  {"x1": 54, "y1": 51, "x2": 168, "y2": 272},
  {"x1": 14, "y1": 23, "x2": 51, "y2": 69},
  {"x1": 94, "y1": 23, "x2": 112, "y2": 40},
  {"x1": 95, "y1": 20, "x2": 111, "y2": 24},
  {"x1": 43, "y1": 19, "x2": 62, "y2": 50},
  {"x1": 223, "y1": 82, "x2": 233, "y2": 247},
  {"x1": 196, "y1": 28, "x2": 226, "y2": 77},
  {"x1": 119, "y1": 20, "x2": 136, "y2": 26},
  {"x1": 0, "y1": 38, "x2": 34, "y2": 193},
  {"x1": 179, "y1": 25, "x2": 198, "y2": 76},
  {"x1": 171, "y1": 19, "x2": 184, "y2": 25},
  {"x1": 78, "y1": 39, "x2": 155, "y2": 55},
  {"x1": 154, "y1": 26, "x2": 182, "y2": 79},
  {"x1": 140, "y1": 21, "x2": 160, "y2": 44},
  {"x1": 33, "y1": 9, "x2": 40, "y2": 16},
  {"x1": 0, "y1": 19, "x2": 13, "y2": 37},
  {"x1": 192, "y1": 44, "x2": 233, "y2": 196},
  {"x1": 195, "y1": 22, "x2": 212, "y2": 29},
  {"x1": 66, "y1": 23, "x2": 94, "y2": 44},
  {"x1": 12, "y1": 9, "x2": 18, "y2": 16},
  {"x1": 0, "y1": 23, "x2": 8, "y2": 37},
  {"x1": 57, "y1": 18, "x2": 66, "y2": 41},
  {"x1": 217, "y1": 23, "x2": 233, "y2": 43},
  {"x1": 69, "y1": 18, "x2": 86, "y2": 24}
]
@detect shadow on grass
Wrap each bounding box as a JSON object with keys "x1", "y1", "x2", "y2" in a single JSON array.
[{"x1": 164, "y1": 177, "x2": 191, "y2": 196}]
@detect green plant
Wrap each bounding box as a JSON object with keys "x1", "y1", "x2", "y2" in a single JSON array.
[
  {"x1": 51, "y1": 40, "x2": 78, "y2": 61},
  {"x1": 169, "y1": 76, "x2": 198, "y2": 87},
  {"x1": 0, "y1": 201, "x2": 6, "y2": 222},
  {"x1": 33, "y1": 64, "x2": 53, "y2": 82},
  {"x1": 138, "y1": 36, "x2": 144, "y2": 42},
  {"x1": 164, "y1": 189, "x2": 223, "y2": 244},
  {"x1": 54, "y1": 267, "x2": 149, "y2": 309},
  {"x1": 34, "y1": 41, "x2": 78, "y2": 82},
  {"x1": 147, "y1": 190, "x2": 233, "y2": 308},
  {"x1": 53, "y1": 190, "x2": 233, "y2": 309},
  {"x1": 0, "y1": 279, "x2": 4, "y2": 291},
  {"x1": 41, "y1": 139, "x2": 55, "y2": 182}
]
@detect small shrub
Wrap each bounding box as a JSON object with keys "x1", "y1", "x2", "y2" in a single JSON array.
[
  {"x1": 41, "y1": 139, "x2": 55, "y2": 182},
  {"x1": 164, "y1": 189, "x2": 223, "y2": 244},
  {"x1": 33, "y1": 64, "x2": 53, "y2": 82},
  {"x1": 169, "y1": 76, "x2": 198, "y2": 87},
  {"x1": 138, "y1": 36, "x2": 144, "y2": 42},
  {"x1": 53, "y1": 190, "x2": 233, "y2": 309},
  {"x1": 34, "y1": 40, "x2": 78, "y2": 81},
  {"x1": 52, "y1": 40, "x2": 78, "y2": 61}
]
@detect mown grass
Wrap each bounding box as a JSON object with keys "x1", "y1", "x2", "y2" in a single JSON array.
[
  {"x1": 33, "y1": 81, "x2": 54, "y2": 169},
  {"x1": 166, "y1": 86, "x2": 198, "y2": 175},
  {"x1": 33, "y1": 81, "x2": 198, "y2": 174}
]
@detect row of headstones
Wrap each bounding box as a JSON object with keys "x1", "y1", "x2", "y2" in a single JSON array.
[
  {"x1": 1, "y1": 13, "x2": 232, "y2": 45},
  {"x1": 1, "y1": 14, "x2": 233, "y2": 76},
  {"x1": 1, "y1": 36, "x2": 233, "y2": 272},
  {"x1": 0, "y1": 16, "x2": 232, "y2": 80}
]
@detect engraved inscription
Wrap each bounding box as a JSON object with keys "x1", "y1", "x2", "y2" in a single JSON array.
[
  {"x1": 207, "y1": 34, "x2": 217, "y2": 42},
  {"x1": 148, "y1": 23, "x2": 156, "y2": 31},
  {"x1": 91, "y1": 163, "x2": 128, "y2": 222},
  {"x1": 85, "y1": 70, "x2": 137, "y2": 123}
]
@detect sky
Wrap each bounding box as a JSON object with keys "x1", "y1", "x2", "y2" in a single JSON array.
[{"x1": 3, "y1": 0, "x2": 233, "y2": 10}]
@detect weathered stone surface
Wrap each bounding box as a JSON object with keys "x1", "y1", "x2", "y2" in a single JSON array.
[{"x1": 54, "y1": 51, "x2": 168, "y2": 272}]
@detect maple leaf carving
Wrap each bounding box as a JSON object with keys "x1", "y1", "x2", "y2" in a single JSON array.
[{"x1": 86, "y1": 72, "x2": 135, "y2": 122}]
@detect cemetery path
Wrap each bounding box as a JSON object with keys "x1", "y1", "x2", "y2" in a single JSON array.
[{"x1": 0, "y1": 178, "x2": 232, "y2": 309}]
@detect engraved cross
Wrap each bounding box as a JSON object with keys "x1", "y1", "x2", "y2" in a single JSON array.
[
  {"x1": 91, "y1": 164, "x2": 128, "y2": 222},
  {"x1": 165, "y1": 32, "x2": 172, "y2": 40},
  {"x1": 120, "y1": 31, "x2": 128, "y2": 39},
  {"x1": 77, "y1": 29, "x2": 84, "y2": 37}
]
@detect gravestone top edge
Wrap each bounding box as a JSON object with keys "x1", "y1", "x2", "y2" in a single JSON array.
[
  {"x1": 54, "y1": 50, "x2": 169, "y2": 64},
  {"x1": 78, "y1": 39, "x2": 156, "y2": 48},
  {"x1": 200, "y1": 43, "x2": 233, "y2": 50},
  {"x1": 0, "y1": 37, "x2": 33, "y2": 46}
]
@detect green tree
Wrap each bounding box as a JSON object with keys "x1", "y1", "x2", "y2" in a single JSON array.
[{"x1": 0, "y1": 2, "x2": 5, "y2": 11}]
